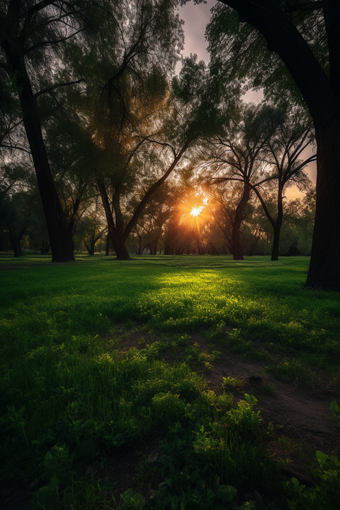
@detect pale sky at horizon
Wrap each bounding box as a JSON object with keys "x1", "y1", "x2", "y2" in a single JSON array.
[{"x1": 178, "y1": 0, "x2": 317, "y2": 195}]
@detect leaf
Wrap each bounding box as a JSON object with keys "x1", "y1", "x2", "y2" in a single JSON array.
[
  {"x1": 148, "y1": 450, "x2": 159, "y2": 463},
  {"x1": 330, "y1": 400, "x2": 339, "y2": 415},
  {"x1": 216, "y1": 484, "x2": 237, "y2": 503},
  {"x1": 244, "y1": 393, "x2": 257, "y2": 405},
  {"x1": 316, "y1": 450, "x2": 328, "y2": 464}
]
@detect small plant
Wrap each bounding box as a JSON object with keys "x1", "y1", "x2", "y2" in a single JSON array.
[
  {"x1": 330, "y1": 400, "x2": 339, "y2": 419},
  {"x1": 119, "y1": 488, "x2": 144, "y2": 509},
  {"x1": 226, "y1": 393, "x2": 262, "y2": 438},
  {"x1": 285, "y1": 450, "x2": 340, "y2": 510},
  {"x1": 216, "y1": 484, "x2": 237, "y2": 504},
  {"x1": 176, "y1": 334, "x2": 191, "y2": 346},
  {"x1": 222, "y1": 376, "x2": 242, "y2": 389},
  {"x1": 258, "y1": 382, "x2": 275, "y2": 395}
]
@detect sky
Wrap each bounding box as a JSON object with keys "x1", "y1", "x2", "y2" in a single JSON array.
[{"x1": 177, "y1": 0, "x2": 317, "y2": 196}]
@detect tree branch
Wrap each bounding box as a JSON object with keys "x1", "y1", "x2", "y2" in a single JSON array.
[
  {"x1": 284, "y1": 2, "x2": 323, "y2": 14},
  {"x1": 34, "y1": 78, "x2": 84, "y2": 99}
]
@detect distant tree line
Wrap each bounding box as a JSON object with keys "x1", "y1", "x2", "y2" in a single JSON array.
[{"x1": 1, "y1": 0, "x2": 338, "y2": 291}]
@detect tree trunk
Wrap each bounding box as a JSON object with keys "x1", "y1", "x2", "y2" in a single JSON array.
[
  {"x1": 232, "y1": 182, "x2": 250, "y2": 260},
  {"x1": 271, "y1": 226, "x2": 280, "y2": 261},
  {"x1": 111, "y1": 235, "x2": 130, "y2": 260},
  {"x1": 8, "y1": 56, "x2": 74, "y2": 262},
  {"x1": 97, "y1": 179, "x2": 131, "y2": 260},
  {"x1": 271, "y1": 185, "x2": 283, "y2": 261},
  {"x1": 40, "y1": 241, "x2": 50, "y2": 255},
  {"x1": 306, "y1": 119, "x2": 340, "y2": 290},
  {"x1": 84, "y1": 239, "x2": 96, "y2": 256},
  {"x1": 10, "y1": 234, "x2": 22, "y2": 257}
]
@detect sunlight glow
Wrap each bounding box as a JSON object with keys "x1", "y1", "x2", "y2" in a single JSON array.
[{"x1": 190, "y1": 206, "x2": 204, "y2": 217}]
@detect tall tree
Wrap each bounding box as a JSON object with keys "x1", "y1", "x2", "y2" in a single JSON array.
[
  {"x1": 204, "y1": 0, "x2": 340, "y2": 290},
  {"x1": 0, "y1": 0, "x2": 89, "y2": 261},
  {"x1": 205, "y1": 102, "x2": 283, "y2": 259},
  {"x1": 91, "y1": 55, "x2": 232, "y2": 259},
  {"x1": 251, "y1": 111, "x2": 315, "y2": 260},
  {"x1": 0, "y1": 0, "x2": 184, "y2": 262}
]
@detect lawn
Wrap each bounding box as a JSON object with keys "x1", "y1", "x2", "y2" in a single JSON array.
[{"x1": 0, "y1": 254, "x2": 339, "y2": 510}]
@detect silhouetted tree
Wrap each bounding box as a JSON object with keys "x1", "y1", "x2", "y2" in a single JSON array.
[
  {"x1": 251, "y1": 109, "x2": 315, "y2": 260},
  {"x1": 205, "y1": 0, "x2": 340, "y2": 289},
  {"x1": 206, "y1": 102, "x2": 283, "y2": 259}
]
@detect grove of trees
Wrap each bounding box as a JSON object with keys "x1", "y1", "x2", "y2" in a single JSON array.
[{"x1": 1, "y1": 0, "x2": 339, "y2": 291}]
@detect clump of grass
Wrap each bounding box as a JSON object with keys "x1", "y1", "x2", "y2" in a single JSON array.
[
  {"x1": 222, "y1": 376, "x2": 243, "y2": 389},
  {"x1": 257, "y1": 382, "x2": 276, "y2": 395}
]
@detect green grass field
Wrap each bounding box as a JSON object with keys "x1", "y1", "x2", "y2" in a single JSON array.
[{"x1": 0, "y1": 254, "x2": 339, "y2": 509}]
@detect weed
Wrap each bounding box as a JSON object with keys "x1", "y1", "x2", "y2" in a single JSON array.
[
  {"x1": 257, "y1": 383, "x2": 276, "y2": 395},
  {"x1": 285, "y1": 451, "x2": 340, "y2": 510},
  {"x1": 330, "y1": 400, "x2": 339, "y2": 420},
  {"x1": 222, "y1": 376, "x2": 242, "y2": 389}
]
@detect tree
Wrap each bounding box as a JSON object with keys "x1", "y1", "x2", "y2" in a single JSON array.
[
  {"x1": 91, "y1": 54, "x2": 232, "y2": 259},
  {"x1": 250, "y1": 108, "x2": 315, "y2": 260},
  {"x1": 205, "y1": 102, "x2": 283, "y2": 259},
  {"x1": 204, "y1": 0, "x2": 340, "y2": 290},
  {"x1": 286, "y1": 188, "x2": 316, "y2": 255},
  {"x1": 131, "y1": 183, "x2": 171, "y2": 255},
  {"x1": 0, "y1": 0, "x2": 184, "y2": 262},
  {"x1": 0, "y1": 0, "x2": 89, "y2": 261},
  {"x1": 204, "y1": 181, "x2": 250, "y2": 255},
  {"x1": 0, "y1": 191, "x2": 34, "y2": 256}
]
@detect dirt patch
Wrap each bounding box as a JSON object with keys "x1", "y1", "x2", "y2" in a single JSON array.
[
  {"x1": 205, "y1": 351, "x2": 339, "y2": 452},
  {"x1": 120, "y1": 331, "x2": 340, "y2": 455}
]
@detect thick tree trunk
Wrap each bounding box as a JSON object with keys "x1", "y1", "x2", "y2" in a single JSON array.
[
  {"x1": 232, "y1": 182, "x2": 250, "y2": 260},
  {"x1": 97, "y1": 179, "x2": 131, "y2": 260},
  {"x1": 110, "y1": 234, "x2": 130, "y2": 260},
  {"x1": 271, "y1": 226, "x2": 280, "y2": 261},
  {"x1": 7, "y1": 56, "x2": 74, "y2": 262},
  {"x1": 84, "y1": 240, "x2": 95, "y2": 256},
  {"x1": 306, "y1": 120, "x2": 340, "y2": 290},
  {"x1": 10, "y1": 234, "x2": 22, "y2": 257}
]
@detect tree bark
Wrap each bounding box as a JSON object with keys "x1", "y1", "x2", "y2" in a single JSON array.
[
  {"x1": 271, "y1": 184, "x2": 283, "y2": 261},
  {"x1": 306, "y1": 119, "x2": 340, "y2": 290},
  {"x1": 84, "y1": 241, "x2": 95, "y2": 256},
  {"x1": 9, "y1": 233, "x2": 22, "y2": 257},
  {"x1": 232, "y1": 181, "x2": 250, "y2": 260},
  {"x1": 4, "y1": 48, "x2": 74, "y2": 262},
  {"x1": 105, "y1": 234, "x2": 110, "y2": 256},
  {"x1": 97, "y1": 179, "x2": 131, "y2": 260}
]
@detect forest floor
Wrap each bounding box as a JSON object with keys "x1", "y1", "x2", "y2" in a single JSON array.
[{"x1": 120, "y1": 328, "x2": 340, "y2": 481}]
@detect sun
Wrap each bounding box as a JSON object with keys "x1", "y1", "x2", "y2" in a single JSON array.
[{"x1": 190, "y1": 206, "x2": 204, "y2": 217}]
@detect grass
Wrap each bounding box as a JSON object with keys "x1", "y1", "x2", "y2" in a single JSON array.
[{"x1": 0, "y1": 254, "x2": 339, "y2": 509}]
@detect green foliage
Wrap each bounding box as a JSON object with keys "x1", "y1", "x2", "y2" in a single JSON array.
[
  {"x1": 119, "y1": 488, "x2": 145, "y2": 509},
  {"x1": 285, "y1": 451, "x2": 340, "y2": 510},
  {"x1": 330, "y1": 400, "x2": 339, "y2": 418},
  {"x1": 1, "y1": 255, "x2": 340, "y2": 508},
  {"x1": 206, "y1": 1, "x2": 322, "y2": 106}
]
